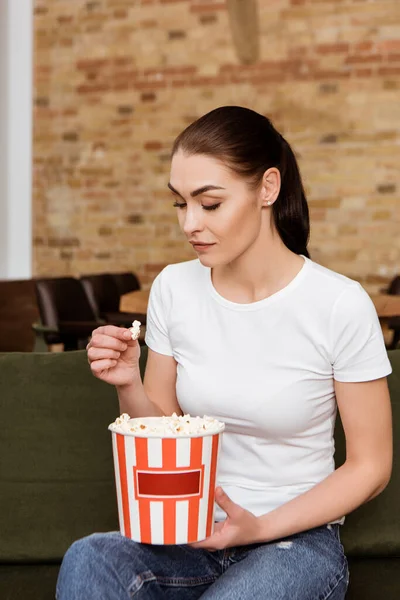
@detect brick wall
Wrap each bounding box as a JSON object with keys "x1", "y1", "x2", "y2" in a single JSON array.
[{"x1": 33, "y1": 0, "x2": 400, "y2": 292}]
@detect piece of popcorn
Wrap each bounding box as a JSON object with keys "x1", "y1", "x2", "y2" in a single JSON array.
[{"x1": 130, "y1": 320, "x2": 141, "y2": 341}]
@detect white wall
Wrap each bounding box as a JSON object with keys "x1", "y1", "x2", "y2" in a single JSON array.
[{"x1": 0, "y1": 0, "x2": 33, "y2": 279}]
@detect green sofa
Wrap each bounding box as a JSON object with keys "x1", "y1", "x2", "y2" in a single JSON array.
[{"x1": 0, "y1": 348, "x2": 399, "y2": 599}]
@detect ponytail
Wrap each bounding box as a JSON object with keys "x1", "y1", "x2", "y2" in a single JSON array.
[{"x1": 273, "y1": 136, "x2": 310, "y2": 258}]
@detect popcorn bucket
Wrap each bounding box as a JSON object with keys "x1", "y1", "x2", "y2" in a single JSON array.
[{"x1": 109, "y1": 418, "x2": 224, "y2": 544}]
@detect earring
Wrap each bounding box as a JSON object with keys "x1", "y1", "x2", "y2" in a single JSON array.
[{"x1": 267, "y1": 201, "x2": 272, "y2": 206}]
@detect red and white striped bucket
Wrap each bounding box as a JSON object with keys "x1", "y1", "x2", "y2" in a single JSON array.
[{"x1": 110, "y1": 423, "x2": 224, "y2": 544}]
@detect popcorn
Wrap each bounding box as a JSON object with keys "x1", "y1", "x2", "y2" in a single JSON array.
[
  {"x1": 110, "y1": 413, "x2": 132, "y2": 433},
  {"x1": 109, "y1": 412, "x2": 225, "y2": 437},
  {"x1": 130, "y1": 320, "x2": 141, "y2": 341}
]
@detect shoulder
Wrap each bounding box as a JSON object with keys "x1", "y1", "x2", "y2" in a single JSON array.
[
  {"x1": 304, "y1": 259, "x2": 377, "y2": 333},
  {"x1": 305, "y1": 258, "x2": 367, "y2": 305}
]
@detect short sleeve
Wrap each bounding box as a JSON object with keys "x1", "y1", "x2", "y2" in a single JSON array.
[
  {"x1": 144, "y1": 268, "x2": 173, "y2": 356},
  {"x1": 330, "y1": 283, "x2": 392, "y2": 382}
]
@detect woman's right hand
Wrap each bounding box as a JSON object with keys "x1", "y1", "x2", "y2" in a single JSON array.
[{"x1": 87, "y1": 325, "x2": 141, "y2": 387}]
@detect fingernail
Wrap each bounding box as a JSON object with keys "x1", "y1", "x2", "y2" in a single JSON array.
[
  {"x1": 121, "y1": 344, "x2": 128, "y2": 351},
  {"x1": 123, "y1": 331, "x2": 131, "y2": 339}
]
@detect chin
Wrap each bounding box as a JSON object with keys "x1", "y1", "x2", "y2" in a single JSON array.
[{"x1": 196, "y1": 254, "x2": 227, "y2": 269}]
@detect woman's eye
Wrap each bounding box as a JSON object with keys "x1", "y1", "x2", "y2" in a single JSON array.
[
  {"x1": 203, "y1": 203, "x2": 221, "y2": 211},
  {"x1": 173, "y1": 202, "x2": 221, "y2": 211}
]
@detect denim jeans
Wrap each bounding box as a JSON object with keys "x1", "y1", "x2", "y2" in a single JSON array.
[{"x1": 56, "y1": 524, "x2": 349, "y2": 599}]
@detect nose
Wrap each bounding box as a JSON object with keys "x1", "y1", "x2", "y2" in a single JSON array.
[{"x1": 182, "y1": 206, "x2": 203, "y2": 236}]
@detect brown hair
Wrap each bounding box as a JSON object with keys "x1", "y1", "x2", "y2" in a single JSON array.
[{"x1": 172, "y1": 106, "x2": 310, "y2": 258}]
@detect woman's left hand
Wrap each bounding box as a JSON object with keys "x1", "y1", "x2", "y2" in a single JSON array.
[{"x1": 191, "y1": 487, "x2": 262, "y2": 551}]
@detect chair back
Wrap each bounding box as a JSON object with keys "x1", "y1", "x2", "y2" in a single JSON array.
[
  {"x1": 111, "y1": 271, "x2": 141, "y2": 296},
  {"x1": 35, "y1": 277, "x2": 97, "y2": 331},
  {"x1": 388, "y1": 276, "x2": 400, "y2": 296},
  {"x1": 80, "y1": 273, "x2": 121, "y2": 318}
]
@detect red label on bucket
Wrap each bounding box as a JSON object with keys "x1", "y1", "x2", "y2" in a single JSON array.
[{"x1": 136, "y1": 469, "x2": 202, "y2": 498}]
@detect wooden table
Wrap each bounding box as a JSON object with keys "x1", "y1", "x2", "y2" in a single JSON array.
[
  {"x1": 120, "y1": 289, "x2": 150, "y2": 314},
  {"x1": 120, "y1": 291, "x2": 400, "y2": 322},
  {"x1": 370, "y1": 294, "x2": 400, "y2": 321}
]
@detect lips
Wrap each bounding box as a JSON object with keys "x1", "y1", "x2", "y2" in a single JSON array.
[
  {"x1": 189, "y1": 241, "x2": 214, "y2": 246},
  {"x1": 190, "y1": 242, "x2": 215, "y2": 251}
]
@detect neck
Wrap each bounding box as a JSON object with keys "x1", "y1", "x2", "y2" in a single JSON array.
[{"x1": 212, "y1": 227, "x2": 305, "y2": 303}]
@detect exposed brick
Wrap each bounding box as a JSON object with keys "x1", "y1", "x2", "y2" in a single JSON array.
[
  {"x1": 316, "y1": 43, "x2": 349, "y2": 54},
  {"x1": 200, "y1": 14, "x2": 218, "y2": 25},
  {"x1": 58, "y1": 15, "x2": 74, "y2": 24},
  {"x1": 354, "y1": 41, "x2": 373, "y2": 52},
  {"x1": 319, "y1": 83, "x2": 338, "y2": 93},
  {"x1": 77, "y1": 84, "x2": 110, "y2": 94},
  {"x1": 372, "y1": 211, "x2": 391, "y2": 220},
  {"x1": 378, "y1": 67, "x2": 400, "y2": 76},
  {"x1": 377, "y1": 40, "x2": 400, "y2": 52},
  {"x1": 377, "y1": 184, "x2": 396, "y2": 194},
  {"x1": 32, "y1": 0, "x2": 400, "y2": 294},
  {"x1": 383, "y1": 80, "x2": 400, "y2": 90},
  {"x1": 309, "y1": 198, "x2": 341, "y2": 208},
  {"x1": 114, "y1": 9, "x2": 128, "y2": 18},
  {"x1": 338, "y1": 225, "x2": 357, "y2": 235},
  {"x1": 35, "y1": 97, "x2": 49, "y2": 107},
  {"x1": 168, "y1": 31, "x2": 187, "y2": 40},
  {"x1": 77, "y1": 58, "x2": 110, "y2": 70},
  {"x1": 144, "y1": 141, "x2": 163, "y2": 151},
  {"x1": 48, "y1": 237, "x2": 80, "y2": 248},
  {"x1": 346, "y1": 54, "x2": 383, "y2": 64},
  {"x1": 355, "y1": 68, "x2": 373, "y2": 77},
  {"x1": 86, "y1": 1, "x2": 101, "y2": 10},
  {"x1": 98, "y1": 226, "x2": 113, "y2": 236},
  {"x1": 366, "y1": 274, "x2": 392, "y2": 285},
  {"x1": 34, "y1": 6, "x2": 48, "y2": 15},
  {"x1": 141, "y1": 92, "x2": 157, "y2": 102},
  {"x1": 126, "y1": 214, "x2": 144, "y2": 224},
  {"x1": 62, "y1": 132, "x2": 79, "y2": 142},
  {"x1": 190, "y1": 2, "x2": 227, "y2": 13},
  {"x1": 140, "y1": 19, "x2": 158, "y2": 28},
  {"x1": 117, "y1": 105, "x2": 134, "y2": 115}
]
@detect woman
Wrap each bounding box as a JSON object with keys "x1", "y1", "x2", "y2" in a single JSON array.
[{"x1": 57, "y1": 106, "x2": 393, "y2": 599}]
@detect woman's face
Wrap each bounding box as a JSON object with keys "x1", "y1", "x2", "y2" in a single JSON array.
[{"x1": 169, "y1": 151, "x2": 277, "y2": 267}]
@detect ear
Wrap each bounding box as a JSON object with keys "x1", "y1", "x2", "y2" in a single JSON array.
[{"x1": 260, "y1": 167, "x2": 281, "y2": 207}]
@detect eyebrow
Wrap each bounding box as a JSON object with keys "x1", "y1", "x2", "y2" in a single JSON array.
[{"x1": 167, "y1": 182, "x2": 226, "y2": 198}]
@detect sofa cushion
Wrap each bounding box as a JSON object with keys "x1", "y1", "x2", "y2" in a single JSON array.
[
  {"x1": 0, "y1": 347, "x2": 147, "y2": 562},
  {"x1": 334, "y1": 349, "x2": 400, "y2": 556},
  {"x1": 0, "y1": 564, "x2": 61, "y2": 600}
]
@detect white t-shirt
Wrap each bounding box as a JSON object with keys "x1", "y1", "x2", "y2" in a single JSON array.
[{"x1": 145, "y1": 256, "x2": 392, "y2": 523}]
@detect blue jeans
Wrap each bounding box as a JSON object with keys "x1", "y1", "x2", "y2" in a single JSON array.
[{"x1": 56, "y1": 524, "x2": 349, "y2": 599}]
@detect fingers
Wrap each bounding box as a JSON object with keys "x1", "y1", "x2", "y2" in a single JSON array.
[
  {"x1": 88, "y1": 347, "x2": 121, "y2": 362},
  {"x1": 90, "y1": 358, "x2": 118, "y2": 373},
  {"x1": 90, "y1": 325, "x2": 132, "y2": 342},
  {"x1": 88, "y1": 333, "x2": 129, "y2": 353},
  {"x1": 214, "y1": 488, "x2": 241, "y2": 519}
]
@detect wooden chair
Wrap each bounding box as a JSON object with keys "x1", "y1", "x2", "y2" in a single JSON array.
[
  {"x1": 34, "y1": 277, "x2": 102, "y2": 351},
  {"x1": 387, "y1": 276, "x2": 400, "y2": 350},
  {"x1": 80, "y1": 273, "x2": 146, "y2": 328},
  {"x1": 0, "y1": 279, "x2": 40, "y2": 352}
]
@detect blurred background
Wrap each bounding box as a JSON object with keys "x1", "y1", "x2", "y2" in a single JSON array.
[{"x1": 0, "y1": 0, "x2": 399, "y2": 351}]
